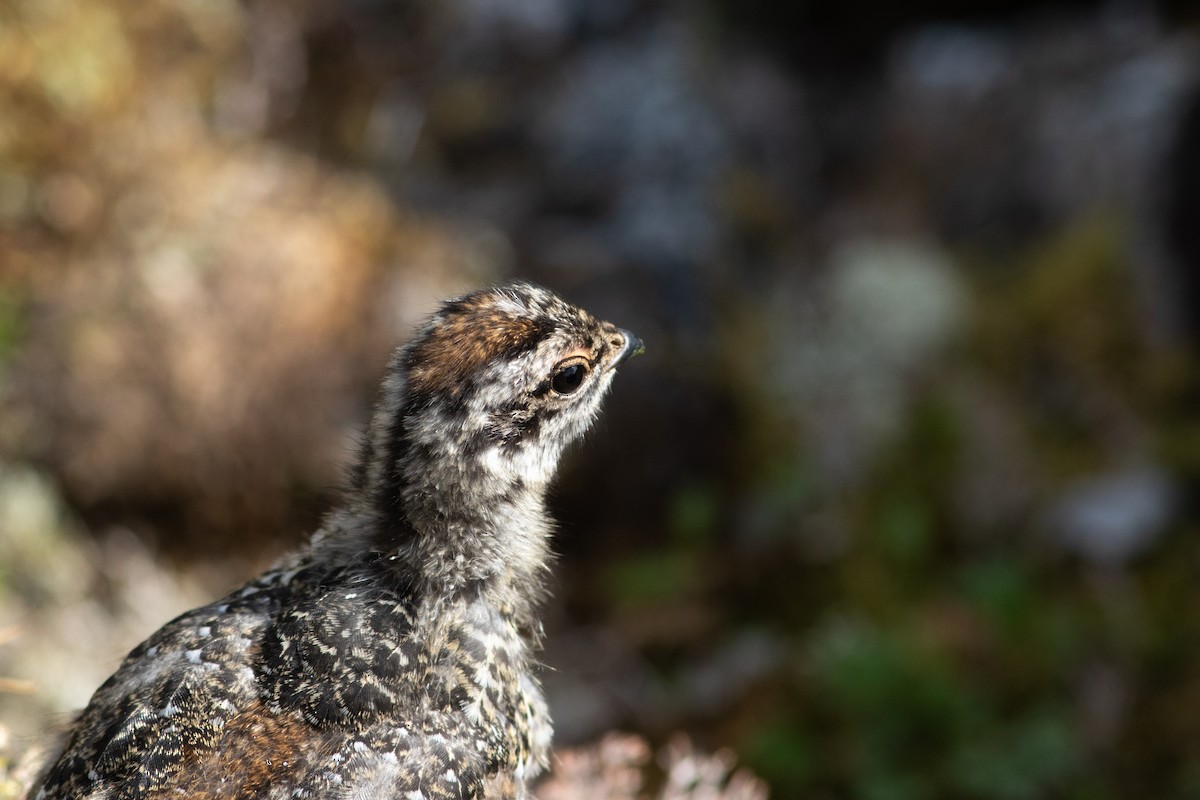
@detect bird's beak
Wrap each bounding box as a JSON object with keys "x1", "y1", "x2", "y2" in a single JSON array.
[{"x1": 612, "y1": 329, "x2": 645, "y2": 368}]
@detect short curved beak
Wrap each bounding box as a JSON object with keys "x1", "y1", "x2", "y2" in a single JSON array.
[{"x1": 612, "y1": 329, "x2": 645, "y2": 368}]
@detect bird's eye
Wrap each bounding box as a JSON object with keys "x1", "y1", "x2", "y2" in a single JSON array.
[{"x1": 551, "y1": 361, "x2": 588, "y2": 395}]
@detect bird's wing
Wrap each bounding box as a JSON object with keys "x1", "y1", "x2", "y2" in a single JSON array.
[
  {"x1": 279, "y1": 710, "x2": 490, "y2": 800},
  {"x1": 249, "y1": 582, "x2": 498, "y2": 799},
  {"x1": 31, "y1": 594, "x2": 277, "y2": 800}
]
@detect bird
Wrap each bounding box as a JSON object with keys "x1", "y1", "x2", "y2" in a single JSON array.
[{"x1": 29, "y1": 282, "x2": 644, "y2": 800}]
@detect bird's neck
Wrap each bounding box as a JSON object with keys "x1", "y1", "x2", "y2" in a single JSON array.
[
  {"x1": 389, "y1": 434, "x2": 554, "y2": 596},
  {"x1": 325, "y1": 373, "x2": 556, "y2": 621}
]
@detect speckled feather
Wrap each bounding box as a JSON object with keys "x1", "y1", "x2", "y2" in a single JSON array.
[{"x1": 29, "y1": 283, "x2": 640, "y2": 800}]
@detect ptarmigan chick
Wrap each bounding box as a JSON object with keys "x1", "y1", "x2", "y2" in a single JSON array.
[{"x1": 30, "y1": 282, "x2": 643, "y2": 800}]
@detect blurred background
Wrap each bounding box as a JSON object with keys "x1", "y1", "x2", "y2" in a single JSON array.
[{"x1": 2, "y1": 0, "x2": 1200, "y2": 796}]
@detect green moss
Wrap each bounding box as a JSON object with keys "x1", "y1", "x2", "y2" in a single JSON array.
[
  {"x1": 743, "y1": 717, "x2": 816, "y2": 795},
  {"x1": 946, "y1": 707, "x2": 1080, "y2": 799},
  {"x1": 875, "y1": 497, "x2": 934, "y2": 568},
  {"x1": 668, "y1": 482, "x2": 721, "y2": 546},
  {"x1": 960, "y1": 558, "x2": 1036, "y2": 640},
  {"x1": 603, "y1": 550, "x2": 704, "y2": 609},
  {"x1": 0, "y1": 294, "x2": 23, "y2": 366}
]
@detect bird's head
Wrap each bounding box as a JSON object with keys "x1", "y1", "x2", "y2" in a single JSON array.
[
  {"x1": 400, "y1": 283, "x2": 643, "y2": 486},
  {"x1": 352, "y1": 282, "x2": 642, "y2": 580}
]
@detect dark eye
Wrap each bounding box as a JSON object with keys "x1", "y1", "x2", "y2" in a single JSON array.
[{"x1": 551, "y1": 362, "x2": 587, "y2": 395}]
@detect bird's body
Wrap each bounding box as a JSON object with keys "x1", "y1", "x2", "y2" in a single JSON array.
[{"x1": 30, "y1": 283, "x2": 642, "y2": 800}]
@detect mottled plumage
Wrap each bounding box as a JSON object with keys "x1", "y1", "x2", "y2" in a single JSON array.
[{"x1": 30, "y1": 283, "x2": 643, "y2": 800}]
